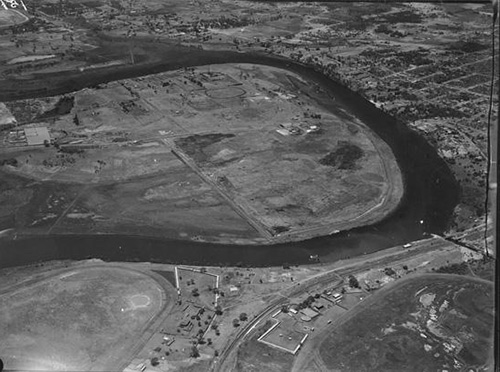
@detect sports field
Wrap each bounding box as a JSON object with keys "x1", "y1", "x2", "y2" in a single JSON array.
[{"x1": 0, "y1": 267, "x2": 166, "y2": 371}]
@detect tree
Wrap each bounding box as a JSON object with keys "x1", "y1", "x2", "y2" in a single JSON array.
[
  {"x1": 348, "y1": 275, "x2": 360, "y2": 288},
  {"x1": 190, "y1": 346, "x2": 200, "y2": 358},
  {"x1": 192, "y1": 288, "x2": 199, "y2": 297},
  {"x1": 215, "y1": 305, "x2": 223, "y2": 315},
  {"x1": 150, "y1": 357, "x2": 159, "y2": 366},
  {"x1": 239, "y1": 312, "x2": 248, "y2": 321},
  {"x1": 281, "y1": 305, "x2": 289, "y2": 313},
  {"x1": 232, "y1": 318, "x2": 240, "y2": 327}
]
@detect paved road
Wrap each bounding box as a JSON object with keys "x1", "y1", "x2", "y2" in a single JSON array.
[
  {"x1": 212, "y1": 236, "x2": 460, "y2": 372},
  {"x1": 164, "y1": 138, "x2": 273, "y2": 240}
]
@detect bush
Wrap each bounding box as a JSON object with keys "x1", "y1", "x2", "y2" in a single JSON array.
[
  {"x1": 190, "y1": 346, "x2": 200, "y2": 358},
  {"x1": 348, "y1": 275, "x2": 360, "y2": 288},
  {"x1": 239, "y1": 313, "x2": 248, "y2": 321}
]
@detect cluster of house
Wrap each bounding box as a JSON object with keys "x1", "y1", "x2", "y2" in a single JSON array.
[{"x1": 287, "y1": 292, "x2": 344, "y2": 322}]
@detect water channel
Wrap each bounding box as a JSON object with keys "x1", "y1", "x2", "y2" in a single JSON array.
[{"x1": 0, "y1": 46, "x2": 459, "y2": 268}]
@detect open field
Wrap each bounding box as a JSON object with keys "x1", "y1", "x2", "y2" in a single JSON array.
[
  {"x1": 177, "y1": 267, "x2": 218, "y2": 309},
  {"x1": 0, "y1": 0, "x2": 493, "y2": 246},
  {"x1": 0, "y1": 10, "x2": 28, "y2": 28},
  {"x1": 314, "y1": 274, "x2": 494, "y2": 372},
  {"x1": 235, "y1": 320, "x2": 295, "y2": 372},
  {"x1": 259, "y1": 317, "x2": 307, "y2": 354},
  {"x1": 0, "y1": 266, "x2": 168, "y2": 371},
  {"x1": 0, "y1": 63, "x2": 402, "y2": 243}
]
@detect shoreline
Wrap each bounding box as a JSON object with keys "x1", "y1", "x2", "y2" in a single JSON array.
[{"x1": 0, "y1": 47, "x2": 459, "y2": 267}]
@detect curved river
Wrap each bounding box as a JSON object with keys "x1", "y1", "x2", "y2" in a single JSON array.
[{"x1": 0, "y1": 47, "x2": 459, "y2": 268}]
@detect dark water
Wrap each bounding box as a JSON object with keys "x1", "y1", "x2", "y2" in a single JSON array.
[{"x1": 0, "y1": 48, "x2": 459, "y2": 268}]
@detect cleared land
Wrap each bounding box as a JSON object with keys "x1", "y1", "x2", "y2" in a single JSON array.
[
  {"x1": 312, "y1": 274, "x2": 494, "y2": 372},
  {"x1": 0, "y1": 267, "x2": 167, "y2": 371},
  {"x1": 0, "y1": 10, "x2": 28, "y2": 28},
  {"x1": 0, "y1": 63, "x2": 403, "y2": 244}
]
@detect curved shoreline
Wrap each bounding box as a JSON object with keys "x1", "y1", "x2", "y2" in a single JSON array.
[
  {"x1": 1, "y1": 61, "x2": 404, "y2": 245},
  {"x1": 0, "y1": 47, "x2": 459, "y2": 267}
]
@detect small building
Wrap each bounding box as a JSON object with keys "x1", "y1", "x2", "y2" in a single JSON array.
[
  {"x1": 289, "y1": 308, "x2": 298, "y2": 314},
  {"x1": 300, "y1": 308, "x2": 319, "y2": 320},
  {"x1": 332, "y1": 293, "x2": 343, "y2": 302},
  {"x1": 163, "y1": 336, "x2": 175, "y2": 346},
  {"x1": 313, "y1": 303, "x2": 324, "y2": 311},
  {"x1": 179, "y1": 320, "x2": 193, "y2": 331},
  {"x1": 25, "y1": 127, "x2": 50, "y2": 146}
]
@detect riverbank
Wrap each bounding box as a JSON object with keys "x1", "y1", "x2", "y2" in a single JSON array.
[{"x1": 0, "y1": 47, "x2": 458, "y2": 267}]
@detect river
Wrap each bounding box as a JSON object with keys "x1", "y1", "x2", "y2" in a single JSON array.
[{"x1": 0, "y1": 46, "x2": 459, "y2": 268}]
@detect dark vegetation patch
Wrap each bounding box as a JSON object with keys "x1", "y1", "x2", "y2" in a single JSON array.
[
  {"x1": 37, "y1": 96, "x2": 75, "y2": 120},
  {"x1": 152, "y1": 270, "x2": 177, "y2": 287},
  {"x1": 377, "y1": 10, "x2": 422, "y2": 24},
  {"x1": 0, "y1": 158, "x2": 18, "y2": 167},
  {"x1": 435, "y1": 256, "x2": 495, "y2": 281},
  {"x1": 319, "y1": 141, "x2": 363, "y2": 169},
  {"x1": 448, "y1": 40, "x2": 488, "y2": 53},
  {"x1": 175, "y1": 133, "x2": 235, "y2": 163},
  {"x1": 5, "y1": 100, "x2": 43, "y2": 124},
  {"x1": 272, "y1": 225, "x2": 290, "y2": 234}
]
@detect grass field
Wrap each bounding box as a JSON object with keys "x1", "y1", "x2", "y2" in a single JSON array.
[
  {"x1": 236, "y1": 320, "x2": 295, "y2": 372},
  {"x1": 0, "y1": 63, "x2": 402, "y2": 243},
  {"x1": 317, "y1": 274, "x2": 494, "y2": 372},
  {"x1": 259, "y1": 318, "x2": 306, "y2": 354},
  {"x1": 178, "y1": 267, "x2": 217, "y2": 309},
  {"x1": 0, "y1": 267, "x2": 166, "y2": 371}
]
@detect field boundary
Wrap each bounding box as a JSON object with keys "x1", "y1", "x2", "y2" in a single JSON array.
[{"x1": 257, "y1": 318, "x2": 309, "y2": 355}]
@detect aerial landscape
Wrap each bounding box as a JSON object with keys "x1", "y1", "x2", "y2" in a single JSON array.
[{"x1": 0, "y1": 0, "x2": 497, "y2": 371}]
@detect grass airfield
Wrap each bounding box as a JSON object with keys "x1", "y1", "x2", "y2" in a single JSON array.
[
  {"x1": 0, "y1": 266, "x2": 167, "y2": 371},
  {"x1": 1, "y1": 63, "x2": 402, "y2": 243}
]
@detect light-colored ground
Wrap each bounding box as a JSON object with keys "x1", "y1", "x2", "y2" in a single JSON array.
[
  {"x1": 0, "y1": 266, "x2": 168, "y2": 371},
  {"x1": 1, "y1": 63, "x2": 402, "y2": 244},
  {"x1": 0, "y1": 9, "x2": 28, "y2": 27}
]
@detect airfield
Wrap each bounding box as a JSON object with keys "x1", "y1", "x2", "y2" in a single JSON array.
[{"x1": 0, "y1": 63, "x2": 402, "y2": 244}]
